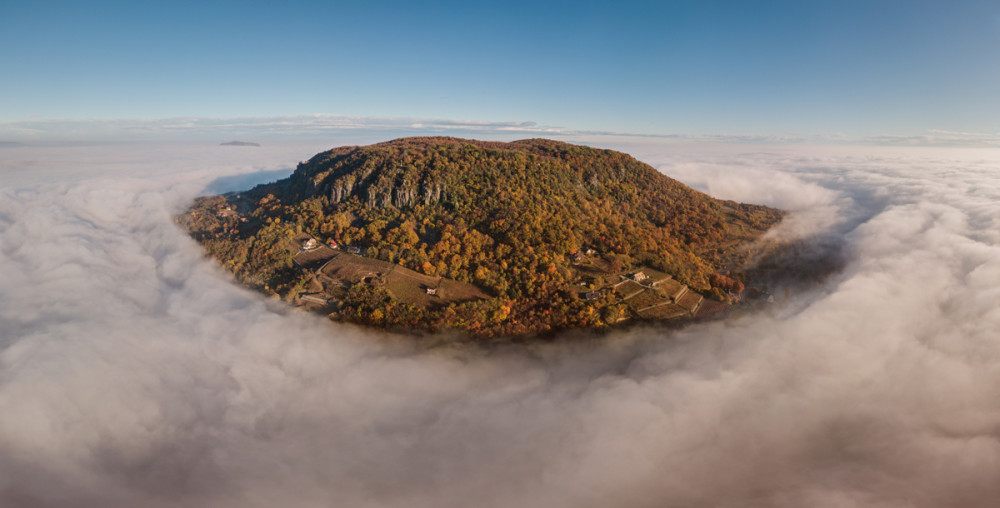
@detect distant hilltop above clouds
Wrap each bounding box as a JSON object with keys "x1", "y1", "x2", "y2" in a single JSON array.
[
  {"x1": 220, "y1": 141, "x2": 261, "y2": 147},
  {"x1": 183, "y1": 137, "x2": 785, "y2": 339}
]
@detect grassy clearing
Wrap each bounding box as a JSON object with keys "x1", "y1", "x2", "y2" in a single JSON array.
[{"x1": 318, "y1": 253, "x2": 487, "y2": 308}]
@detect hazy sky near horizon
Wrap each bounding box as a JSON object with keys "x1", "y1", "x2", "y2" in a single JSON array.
[{"x1": 2, "y1": 0, "x2": 999, "y2": 142}]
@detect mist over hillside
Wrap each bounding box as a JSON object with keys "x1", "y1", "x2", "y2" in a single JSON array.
[{"x1": 1, "y1": 140, "x2": 999, "y2": 507}]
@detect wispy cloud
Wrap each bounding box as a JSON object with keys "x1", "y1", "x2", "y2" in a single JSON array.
[
  {"x1": 865, "y1": 130, "x2": 1000, "y2": 147},
  {"x1": 2, "y1": 114, "x2": 998, "y2": 147},
  {"x1": 0, "y1": 114, "x2": 717, "y2": 145},
  {"x1": 0, "y1": 115, "x2": 602, "y2": 142}
]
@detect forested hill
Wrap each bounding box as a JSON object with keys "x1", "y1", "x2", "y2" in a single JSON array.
[{"x1": 185, "y1": 137, "x2": 783, "y2": 337}]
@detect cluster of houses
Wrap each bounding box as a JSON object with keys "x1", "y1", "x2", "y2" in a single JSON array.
[
  {"x1": 301, "y1": 238, "x2": 344, "y2": 251},
  {"x1": 570, "y1": 248, "x2": 598, "y2": 264},
  {"x1": 299, "y1": 236, "x2": 369, "y2": 253},
  {"x1": 215, "y1": 205, "x2": 248, "y2": 223},
  {"x1": 297, "y1": 236, "x2": 374, "y2": 261}
]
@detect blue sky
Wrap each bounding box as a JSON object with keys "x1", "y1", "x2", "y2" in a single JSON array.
[{"x1": 1, "y1": 0, "x2": 998, "y2": 142}]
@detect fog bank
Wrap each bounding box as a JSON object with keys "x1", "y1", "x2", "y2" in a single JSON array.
[{"x1": 1, "y1": 141, "x2": 999, "y2": 507}]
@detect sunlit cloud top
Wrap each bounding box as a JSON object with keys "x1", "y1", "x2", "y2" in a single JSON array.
[{"x1": 3, "y1": 140, "x2": 1000, "y2": 506}]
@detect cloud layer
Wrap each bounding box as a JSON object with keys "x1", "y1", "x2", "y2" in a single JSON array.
[
  {"x1": 1, "y1": 140, "x2": 1000, "y2": 507},
  {"x1": 3, "y1": 114, "x2": 998, "y2": 147}
]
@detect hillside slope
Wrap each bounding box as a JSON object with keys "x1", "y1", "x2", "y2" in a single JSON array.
[{"x1": 183, "y1": 137, "x2": 783, "y2": 337}]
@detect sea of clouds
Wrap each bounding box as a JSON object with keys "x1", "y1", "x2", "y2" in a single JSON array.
[{"x1": 1, "y1": 138, "x2": 999, "y2": 507}]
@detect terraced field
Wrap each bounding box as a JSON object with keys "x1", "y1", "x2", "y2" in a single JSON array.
[
  {"x1": 627, "y1": 289, "x2": 669, "y2": 310},
  {"x1": 637, "y1": 303, "x2": 690, "y2": 320},
  {"x1": 616, "y1": 280, "x2": 646, "y2": 299}
]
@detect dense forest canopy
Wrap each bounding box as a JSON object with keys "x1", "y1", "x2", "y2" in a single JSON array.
[{"x1": 184, "y1": 137, "x2": 783, "y2": 338}]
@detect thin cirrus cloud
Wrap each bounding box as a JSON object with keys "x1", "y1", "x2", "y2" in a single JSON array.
[
  {"x1": 1, "y1": 139, "x2": 1000, "y2": 507},
  {"x1": 0, "y1": 115, "x2": 593, "y2": 142},
  {"x1": 865, "y1": 130, "x2": 1000, "y2": 146},
  {"x1": 2, "y1": 114, "x2": 998, "y2": 146}
]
